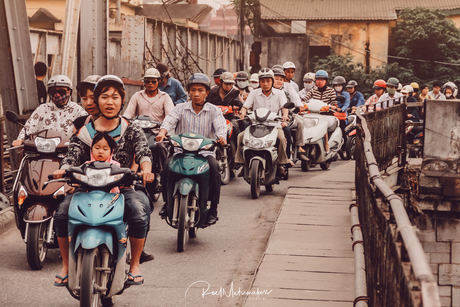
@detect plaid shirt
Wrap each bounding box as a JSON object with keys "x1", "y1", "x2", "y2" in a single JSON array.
[{"x1": 160, "y1": 101, "x2": 227, "y2": 140}]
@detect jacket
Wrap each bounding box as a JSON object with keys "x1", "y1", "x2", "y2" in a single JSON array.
[{"x1": 206, "y1": 86, "x2": 243, "y2": 109}]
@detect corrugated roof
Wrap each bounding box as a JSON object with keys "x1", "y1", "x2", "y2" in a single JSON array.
[
  {"x1": 142, "y1": 4, "x2": 213, "y2": 24},
  {"x1": 260, "y1": 0, "x2": 460, "y2": 21}
]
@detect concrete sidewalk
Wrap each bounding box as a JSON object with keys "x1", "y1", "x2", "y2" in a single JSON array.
[{"x1": 243, "y1": 162, "x2": 356, "y2": 306}]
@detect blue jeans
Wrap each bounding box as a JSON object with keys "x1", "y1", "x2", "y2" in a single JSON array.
[{"x1": 55, "y1": 188, "x2": 150, "y2": 239}]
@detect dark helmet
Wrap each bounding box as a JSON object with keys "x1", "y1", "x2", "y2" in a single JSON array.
[
  {"x1": 76, "y1": 75, "x2": 102, "y2": 93},
  {"x1": 386, "y1": 77, "x2": 399, "y2": 88},
  {"x1": 272, "y1": 67, "x2": 285, "y2": 77},
  {"x1": 346, "y1": 80, "x2": 358, "y2": 88},
  {"x1": 236, "y1": 71, "x2": 249, "y2": 81},
  {"x1": 187, "y1": 73, "x2": 211, "y2": 91},
  {"x1": 212, "y1": 68, "x2": 226, "y2": 78},
  {"x1": 315, "y1": 70, "x2": 329, "y2": 79},
  {"x1": 332, "y1": 76, "x2": 346, "y2": 85}
]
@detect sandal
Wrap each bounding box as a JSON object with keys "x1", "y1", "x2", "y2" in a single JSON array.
[
  {"x1": 125, "y1": 272, "x2": 144, "y2": 286},
  {"x1": 54, "y1": 274, "x2": 68, "y2": 287}
]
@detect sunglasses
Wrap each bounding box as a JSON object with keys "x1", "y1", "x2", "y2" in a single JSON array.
[
  {"x1": 144, "y1": 80, "x2": 158, "y2": 84},
  {"x1": 49, "y1": 88, "x2": 67, "y2": 96}
]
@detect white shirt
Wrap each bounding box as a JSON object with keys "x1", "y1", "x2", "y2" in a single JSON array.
[
  {"x1": 287, "y1": 80, "x2": 300, "y2": 93},
  {"x1": 428, "y1": 91, "x2": 446, "y2": 100},
  {"x1": 377, "y1": 92, "x2": 404, "y2": 109},
  {"x1": 281, "y1": 82, "x2": 302, "y2": 107},
  {"x1": 243, "y1": 88, "x2": 287, "y2": 113}
]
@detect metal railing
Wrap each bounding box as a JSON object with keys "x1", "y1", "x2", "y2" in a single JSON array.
[{"x1": 355, "y1": 105, "x2": 440, "y2": 306}]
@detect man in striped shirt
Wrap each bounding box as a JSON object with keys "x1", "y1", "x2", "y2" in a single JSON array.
[
  {"x1": 156, "y1": 73, "x2": 227, "y2": 225},
  {"x1": 302, "y1": 70, "x2": 336, "y2": 104}
]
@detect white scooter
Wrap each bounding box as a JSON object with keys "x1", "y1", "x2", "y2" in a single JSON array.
[
  {"x1": 299, "y1": 99, "x2": 344, "y2": 172},
  {"x1": 242, "y1": 103, "x2": 293, "y2": 199}
]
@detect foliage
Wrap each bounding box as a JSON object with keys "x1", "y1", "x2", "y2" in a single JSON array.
[
  {"x1": 392, "y1": 7, "x2": 460, "y2": 84},
  {"x1": 231, "y1": 0, "x2": 259, "y2": 35}
]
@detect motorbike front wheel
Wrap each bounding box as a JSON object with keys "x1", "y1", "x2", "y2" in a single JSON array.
[
  {"x1": 320, "y1": 162, "x2": 331, "y2": 170},
  {"x1": 27, "y1": 222, "x2": 48, "y2": 270},
  {"x1": 80, "y1": 248, "x2": 101, "y2": 307},
  {"x1": 345, "y1": 136, "x2": 356, "y2": 160},
  {"x1": 217, "y1": 148, "x2": 231, "y2": 185},
  {"x1": 250, "y1": 160, "x2": 262, "y2": 199},
  {"x1": 177, "y1": 194, "x2": 189, "y2": 252}
]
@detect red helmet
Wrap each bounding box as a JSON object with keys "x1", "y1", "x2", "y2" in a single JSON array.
[{"x1": 373, "y1": 79, "x2": 386, "y2": 90}]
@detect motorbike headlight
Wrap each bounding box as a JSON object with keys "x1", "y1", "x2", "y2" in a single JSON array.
[
  {"x1": 34, "y1": 137, "x2": 61, "y2": 153},
  {"x1": 245, "y1": 138, "x2": 264, "y2": 149},
  {"x1": 181, "y1": 137, "x2": 203, "y2": 151},
  {"x1": 171, "y1": 140, "x2": 181, "y2": 147},
  {"x1": 133, "y1": 120, "x2": 155, "y2": 129},
  {"x1": 18, "y1": 184, "x2": 28, "y2": 206}
]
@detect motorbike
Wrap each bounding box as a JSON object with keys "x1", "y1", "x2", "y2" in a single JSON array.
[
  {"x1": 44, "y1": 162, "x2": 140, "y2": 307},
  {"x1": 299, "y1": 99, "x2": 344, "y2": 172},
  {"x1": 132, "y1": 115, "x2": 166, "y2": 202},
  {"x1": 6, "y1": 110, "x2": 71, "y2": 270},
  {"x1": 164, "y1": 133, "x2": 217, "y2": 252},
  {"x1": 216, "y1": 105, "x2": 237, "y2": 185},
  {"x1": 241, "y1": 104, "x2": 293, "y2": 199},
  {"x1": 344, "y1": 113, "x2": 358, "y2": 160},
  {"x1": 406, "y1": 120, "x2": 423, "y2": 158}
]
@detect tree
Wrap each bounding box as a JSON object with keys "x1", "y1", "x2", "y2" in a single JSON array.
[
  {"x1": 231, "y1": 0, "x2": 260, "y2": 35},
  {"x1": 392, "y1": 7, "x2": 460, "y2": 84}
]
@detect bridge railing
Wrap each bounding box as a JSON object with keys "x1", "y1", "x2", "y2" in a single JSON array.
[{"x1": 355, "y1": 104, "x2": 440, "y2": 306}]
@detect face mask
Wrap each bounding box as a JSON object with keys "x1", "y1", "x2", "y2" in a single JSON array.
[
  {"x1": 334, "y1": 85, "x2": 343, "y2": 92},
  {"x1": 50, "y1": 92, "x2": 68, "y2": 108},
  {"x1": 447, "y1": 94, "x2": 452, "y2": 98},
  {"x1": 304, "y1": 83, "x2": 314, "y2": 91},
  {"x1": 387, "y1": 88, "x2": 396, "y2": 95},
  {"x1": 250, "y1": 82, "x2": 259, "y2": 88}
]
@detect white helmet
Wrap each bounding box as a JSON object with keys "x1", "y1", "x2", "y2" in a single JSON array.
[
  {"x1": 443, "y1": 82, "x2": 458, "y2": 97},
  {"x1": 47, "y1": 75, "x2": 72, "y2": 90},
  {"x1": 282, "y1": 61, "x2": 296, "y2": 70},
  {"x1": 258, "y1": 68, "x2": 274, "y2": 80},
  {"x1": 250, "y1": 73, "x2": 259, "y2": 82},
  {"x1": 303, "y1": 72, "x2": 315, "y2": 82},
  {"x1": 143, "y1": 68, "x2": 161, "y2": 79},
  {"x1": 397, "y1": 83, "x2": 403, "y2": 91},
  {"x1": 401, "y1": 85, "x2": 414, "y2": 94}
]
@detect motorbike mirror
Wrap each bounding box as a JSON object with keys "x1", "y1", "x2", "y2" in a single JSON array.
[
  {"x1": 336, "y1": 95, "x2": 346, "y2": 104},
  {"x1": 5, "y1": 110, "x2": 20, "y2": 124},
  {"x1": 283, "y1": 102, "x2": 295, "y2": 109}
]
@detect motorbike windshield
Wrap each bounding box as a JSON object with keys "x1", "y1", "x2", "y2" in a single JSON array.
[{"x1": 250, "y1": 125, "x2": 274, "y2": 138}]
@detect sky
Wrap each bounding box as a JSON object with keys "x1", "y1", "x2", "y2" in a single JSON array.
[{"x1": 198, "y1": 0, "x2": 231, "y2": 10}]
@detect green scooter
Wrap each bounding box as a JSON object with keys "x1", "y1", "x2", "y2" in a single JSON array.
[{"x1": 164, "y1": 133, "x2": 215, "y2": 252}]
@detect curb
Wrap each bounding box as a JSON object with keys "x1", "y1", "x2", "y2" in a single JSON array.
[{"x1": 0, "y1": 207, "x2": 15, "y2": 236}]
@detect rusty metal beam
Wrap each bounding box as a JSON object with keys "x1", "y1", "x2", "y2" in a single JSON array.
[{"x1": 59, "y1": 0, "x2": 81, "y2": 77}]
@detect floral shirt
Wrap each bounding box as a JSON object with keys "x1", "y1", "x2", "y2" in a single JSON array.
[{"x1": 18, "y1": 101, "x2": 87, "y2": 140}]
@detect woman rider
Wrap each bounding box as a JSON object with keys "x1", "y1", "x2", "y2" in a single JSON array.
[{"x1": 52, "y1": 75, "x2": 154, "y2": 286}]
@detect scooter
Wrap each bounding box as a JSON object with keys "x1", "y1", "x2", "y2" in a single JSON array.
[
  {"x1": 164, "y1": 133, "x2": 216, "y2": 252},
  {"x1": 6, "y1": 110, "x2": 71, "y2": 270},
  {"x1": 44, "y1": 162, "x2": 140, "y2": 307},
  {"x1": 132, "y1": 115, "x2": 167, "y2": 202},
  {"x1": 216, "y1": 105, "x2": 237, "y2": 185},
  {"x1": 241, "y1": 105, "x2": 292, "y2": 199},
  {"x1": 299, "y1": 99, "x2": 344, "y2": 172}
]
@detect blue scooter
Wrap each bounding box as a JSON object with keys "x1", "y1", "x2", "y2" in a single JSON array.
[{"x1": 45, "y1": 162, "x2": 140, "y2": 307}]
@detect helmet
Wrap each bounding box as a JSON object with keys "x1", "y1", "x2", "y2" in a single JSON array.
[
  {"x1": 401, "y1": 85, "x2": 414, "y2": 94},
  {"x1": 315, "y1": 70, "x2": 329, "y2": 79},
  {"x1": 346, "y1": 80, "x2": 358, "y2": 88},
  {"x1": 332, "y1": 76, "x2": 346, "y2": 85},
  {"x1": 282, "y1": 61, "x2": 296, "y2": 70},
  {"x1": 212, "y1": 68, "x2": 226, "y2": 78},
  {"x1": 386, "y1": 77, "x2": 399, "y2": 88},
  {"x1": 236, "y1": 71, "x2": 248, "y2": 81},
  {"x1": 373, "y1": 79, "x2": 386, "y2": 90},
  {"x1": 271, "y1": 64, "x2": 283, "y2": 71},
  {"x1": 250, "y1": 73, "x2": 259, "y2": 82},
  {"x1": 143, "y1": 68, "x2": 161, "y2": 79},
  {"x1": 258, "y1": 68, "x2": 275, "y2": 81},
  {"x1": 187, "y1": 73, "x2": 211, "y2": 91},
  {"x1": 442, "y1": 82, "x2": 458, "y2": 97},
  {"x1": 47, "y1": 75, "x2": 72, "y2": 90},
  {"x1": 397, "y1": 83, "x2": 402, "y2": 91},
  {"x1": 94, "y1": 75, "x2": 125, "y2": 94},
  {"x1": 272, "y1": 67, "x2": 285, "y2": 77},
  {"x1": 303, "y1": 72, "x2": 315, "y2": 82},
  {"x1": 220, "y1": 72, "x2": 235, "y2": 84},
  {"x1": 410, "y1": 82, "x2": 419, "y2": 91},
  {"x1": 76, "y1": 75, "x2": 101, "y2": 92}
]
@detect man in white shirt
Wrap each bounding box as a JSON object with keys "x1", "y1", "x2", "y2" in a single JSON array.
[
  {"x1": 377, "y1": 77, "x2": 404, "y2": 109},
  {"x1": 236, "y1": 68, "x2": 290, "y2": 174},
  {"x1": 428, "y1": 81, "x2": 446, "y2": 100},
  {"x1": 283, "y1": 61, "x2": 300, "y2": 93}
]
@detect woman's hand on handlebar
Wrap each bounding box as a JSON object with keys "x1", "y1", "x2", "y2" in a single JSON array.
[{"x1": 53, "y1": 169, "x2": 66, "y2": 179}]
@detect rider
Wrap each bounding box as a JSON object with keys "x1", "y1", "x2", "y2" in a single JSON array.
[
  {"x1": 282, "y1": 61, "x2": 300, "y2": 93},
  {"x1": 331, "y1": 76, "x2": 350, "y2": 115},
  {"x1": 299, "y1": 72, "x2": 315, "y2": 100},
  {"x1": 212, "y1": 68, "x2": 227, "y2": 88},
  {"x1": 428, "y1": 81, "x2": 446, "y2": 100},
  {"x1": 156, "y1": 63, "x2": 188, "y2": 105},
  {"x1": 206, "y1": 71, "x2": 243, "y2": 111},
  {"x1": 377, "y1": 77, "x2": 403, "y2": 109},
  {"x1": 346, "y1": 80, "x2": 364, "y2": 114},
  {"x1": 235, "y1": 71, "x2": 252, "y2": 102},
  {"x1": 236, "y1": 68, "x2": 290, "y2": 174},
  {"x1": 250, "y1": 73, "x2": 259, "y2": 89},
  {"x1": 401, "y1": 85, "x2": 420, "y2": 122},
  {"x1": 363, "y1": 79, "x2": 386, "y2": 112},
  {"x1": 443, "y1": 82, "x2": 458, "y2": 99},
  {"x1": 73, "y1": 75, "x2": 102, "y2": 132},
  {"x1": 156, "y1": 73, "x2": 227, "y2": 225},
  {"x1": 13, "y1": 75, "x2": 87, "y2": 147},
  {"x1": 302, "y1": 70, "x2": 336, "y2": 104}
]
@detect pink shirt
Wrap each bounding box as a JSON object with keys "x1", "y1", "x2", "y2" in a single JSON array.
[{"x1": 123, "y1": 90, "x2": 175, "y2": 122}]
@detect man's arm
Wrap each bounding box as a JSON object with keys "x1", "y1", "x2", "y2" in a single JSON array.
[
  {"x1": 213, "y1": 110, "x2": 227, "y2": 145},
  {"x1": 157, "y1": 105, "x2": 181, "y2": 140},
  {"x1": 123, "y1": 95, "x2": 138, "y2": 119}
]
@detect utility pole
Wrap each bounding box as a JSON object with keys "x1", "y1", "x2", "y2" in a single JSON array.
[{"x1": 239, "y1": 0, "x2": 245, "y2": 70}]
